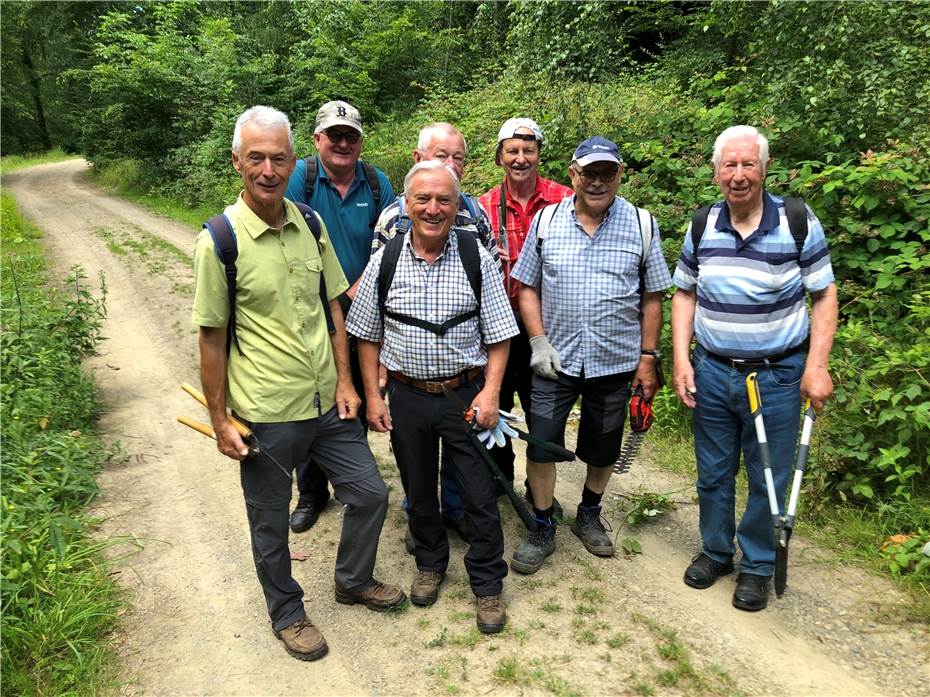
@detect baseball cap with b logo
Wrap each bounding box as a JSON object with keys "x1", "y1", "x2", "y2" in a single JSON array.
[{"x1": 314, "y1": 101, "x2": 363, "y2": 135}]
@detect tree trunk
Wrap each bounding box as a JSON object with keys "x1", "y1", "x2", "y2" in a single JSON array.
[{"x1": 22, "y1": 45, "x2": 52, "y2": 151}]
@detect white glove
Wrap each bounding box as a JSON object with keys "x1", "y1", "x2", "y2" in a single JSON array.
[
  {"x1": 475, "y1": 412, "x2": 521, "y2": 450},
  {"x1": 529, "y1": 335, "x2": 562, "y2": 379}
]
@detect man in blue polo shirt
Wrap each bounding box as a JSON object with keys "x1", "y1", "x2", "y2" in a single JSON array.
[
  {"x1": 671, "y1": 125, "x2": 838, "y2": 611},
  {"x1": 285, "y1": 101, "x2": 395, "y2": 534}
]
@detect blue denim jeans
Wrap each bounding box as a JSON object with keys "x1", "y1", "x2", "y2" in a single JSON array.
[
  {"x1": 401, "y1": 446, "x2": 464, "y2": 519},
  {"x1": 692, "y1": 344, "x2": 804, "y2": 576}
]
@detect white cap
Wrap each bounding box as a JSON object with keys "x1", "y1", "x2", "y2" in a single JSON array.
[{"x1": 496, "y1": 117, "x2": 543, "y2": 146}]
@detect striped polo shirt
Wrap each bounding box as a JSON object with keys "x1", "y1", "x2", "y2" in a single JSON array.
[{"x1": 672, "y1": 191, "x2": 834, "y2": 359}]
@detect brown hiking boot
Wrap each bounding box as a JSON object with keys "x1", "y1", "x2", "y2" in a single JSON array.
[
  {"x1": 410, "y1": 570, "x2": 445, "y2": 607},
  {"x1": 274, "y1": 617, "x2": 328, "y2": 661},
  {"x1": 476, "y1": 594, "x2": 506, "y2": 634},
  {"x1": 335, "y1": 579, "x2": 407, "y2": 612}
]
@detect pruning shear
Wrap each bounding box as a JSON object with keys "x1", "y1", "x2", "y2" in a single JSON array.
[
  {"x1": 177, "y1": 382, "x2": 291, "y2": 480},
  {"x1": 746, "y1": 372, "x2": 817, "y2": 597}
]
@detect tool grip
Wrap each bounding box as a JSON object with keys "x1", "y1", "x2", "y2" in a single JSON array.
[
  {"x1": 516, "y1": 430, "x2": 576, "y2": 461},
  {"x1": 181, "y1": 382, "x2": 252, "y2": 438},
  {"x1": 178, "y1": 415, "x2": 216, "y2": 439}
]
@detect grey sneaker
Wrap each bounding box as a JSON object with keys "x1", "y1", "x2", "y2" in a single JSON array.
[
  {"x1": 510, "y1": 518, "x2": 557, "y2": 574},
  {"x1": 571, "y1": 504, "x2": 613, "y2": 557}
]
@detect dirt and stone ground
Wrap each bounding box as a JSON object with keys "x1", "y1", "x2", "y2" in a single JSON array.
[{"x1": 5, "y1": 160, "x2": 928, "y2": 697}]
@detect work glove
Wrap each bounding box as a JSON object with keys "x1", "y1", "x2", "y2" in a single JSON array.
[
  {"x1": 474, "y1": 411, "x2": 521, "y2": 450},
  {"x1": 529, "y1": 335, "x2": 562, "y2": 380}
]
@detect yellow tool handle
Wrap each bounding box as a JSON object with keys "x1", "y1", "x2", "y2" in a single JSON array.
[
  {"x1": 180, "y1": 382, "x2": 252, "y2": 438},
  {"x1": 177, "y1": 415, "x2": 216, "y2": 439},
  {"x1": 746, "y1": 372, "x2": 761, "y2": 415}
]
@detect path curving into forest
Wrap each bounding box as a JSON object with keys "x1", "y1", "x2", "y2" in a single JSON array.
[{"x1": 5, "y1": 159, "x2": 926, "y2": 696}]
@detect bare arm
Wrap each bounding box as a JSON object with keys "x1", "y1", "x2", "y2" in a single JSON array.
[
  {"x1": 634, "y1": 291, "x2": 664, "y2": 400},
  {"x1": 802, "y1": 283, "x2": 838, "y2": 411},
  {"x1": 328, "y1": 298, "x2": 361, "y2": 419},
  {"x1": 472, "y1": 339, "x2": 510, "y2": 428},
  {"x1": 671, "y1": 288, "x2": 698, "y2": 409},
  {"x1": 198, "y1": 326, "x2": 249, "y2": 460},
  {"x1": 358, "y1": 338, "x2": 392, "y2": 432}
]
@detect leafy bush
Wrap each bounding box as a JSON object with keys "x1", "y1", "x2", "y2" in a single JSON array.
[{"x1": 1, "y1": 192, "x2": 122, "y2": 696}]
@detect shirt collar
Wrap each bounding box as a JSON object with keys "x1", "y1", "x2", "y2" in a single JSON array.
[
  {"x1": 715, "y1": 190, "x2": 779, "y2": 234},
  {"x1": 234, "y1": 193, "x2": 303, "y2": 240}
]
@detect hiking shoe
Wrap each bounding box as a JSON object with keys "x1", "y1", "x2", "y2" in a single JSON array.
[
  {"x1": 683, "y1": 553, "x2": 734, "y2": 589},
  {"x1": 290, "y1": 500, "x2": 327, "y2": 533},
  {"x1": 335, "y1": 579, "x2": 406, "y2": 612},
  {"x1": 274, "y1": 617, "x2": 328, "y2": 661},
  {"x1": 524, "y1": 488, "x2": 563, "y2": 521},
  {"x1": 510, "y1": 518, "x2": 557, "y2": 574},
  {"x1": 476, "y1": 594, "x2": 506, "y2": 634},
  {"x1": 410, "y1": 570, "x2": 445, "y2": 607},
  {"x1": 570, "y1": 504, "x2": 613, "y2": 557},
  {"x1": 733, "y1": 573, "x2": 770, "y2": 612}
]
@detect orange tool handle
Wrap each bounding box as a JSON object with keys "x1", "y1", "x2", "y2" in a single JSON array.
[
  {"x1": 177, "y1": 415, "x2": 216, "y2": 439},
  {"x1": 180, "y1": 382, "x2": 252, "y2": 438}
]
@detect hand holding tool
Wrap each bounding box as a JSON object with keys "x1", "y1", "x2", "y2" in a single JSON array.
[
  {"x1": 529, "y1": 335, "x2": 561, "y2": 379},
  {"x1": 178, "y1": 383, "x2": 291, "y2": 480},
  {"x1": 612, "y1": 385, "x2": 655, "y2": 474}
]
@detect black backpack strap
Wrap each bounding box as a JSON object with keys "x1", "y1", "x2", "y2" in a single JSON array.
[
  {"x1": 294, "y1": 202, "x2": 335, "y2": 335},
  {"x1": 360, "y1": 161, "x2": 381, "y2": 227},
  {"x1": 461, "y1": 193, "x2": 491, "y2": 239},
  {"x1": 689, "y1": 204, "x2": 713, "y2": 261},
  {"x1": 304, "y1": 155, "x2": 318, "y2": 202},
  {"x1": 203, "y1": 214, "x2": 241, "y2": 356},
  {"x1": 377, "y1": 232, "x2": 406, "y2": 320},
  {"x1": 782, "y1": 196, "x2": 808, "y2": 256},
  {"x1": 456, "y1": 228, "x2": 482, "y2": 310},
  {"x1": 394, "y1": 196, "x2": 413, "y2": 237}
]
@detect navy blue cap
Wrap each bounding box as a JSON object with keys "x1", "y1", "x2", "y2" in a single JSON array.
[{"x1": 571, "y1": 136, "x2": 622, "y2": 167}]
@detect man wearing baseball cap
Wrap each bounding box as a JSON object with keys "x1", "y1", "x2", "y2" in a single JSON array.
[
  {"x1": 478, "y1": 118, "x2": 572, "y2": 502},
  {"x1": 284, "y1": 100, "x2": 395, "y2": 535},
  {"x1": 509, "y1": 136, "x2": 672, "y2": 574}
]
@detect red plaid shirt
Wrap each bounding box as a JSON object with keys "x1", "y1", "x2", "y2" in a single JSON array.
[{"x1": 479, "y1": 175, "x2": 573, "y2": 308}]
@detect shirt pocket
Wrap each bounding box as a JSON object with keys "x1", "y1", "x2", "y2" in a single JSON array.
[{"x1": 298, "y1": 257, "x2": 324, "y2": 301}]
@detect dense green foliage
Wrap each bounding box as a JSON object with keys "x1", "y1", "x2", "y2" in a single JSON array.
[
  {"x1": 1, "y1": 192, "x2": 122, "y2": 696},
  {"x1": 2, "y1": 0, "x2": 927, "y2": 584}
]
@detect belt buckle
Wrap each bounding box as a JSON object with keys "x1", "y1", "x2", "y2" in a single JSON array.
[{"x1": 424, "y1": 380, "x2": 444, "y2": 394}]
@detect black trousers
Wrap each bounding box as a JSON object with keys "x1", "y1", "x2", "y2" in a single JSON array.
[
  {"x1": 387, "y1": 375, "x2": 507, "y2": 597},
  {"x1": 491, "y1": 323, "x2": 533, "y2": 483},
  {"x1": 295, "y1": 342, "x2": 366, "y2": 507}
]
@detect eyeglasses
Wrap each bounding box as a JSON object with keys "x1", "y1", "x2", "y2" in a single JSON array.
[
  {"x1": 323, "y1": 129, "x2": 361, "y2": 145},
  {"x1": 575, "y1": 168, "x2": 620, "y2": 184}
]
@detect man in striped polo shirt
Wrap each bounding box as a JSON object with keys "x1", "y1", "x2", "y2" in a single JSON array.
[{"x1": 671, "y1": 125, "x2": 838, "y2": 611}]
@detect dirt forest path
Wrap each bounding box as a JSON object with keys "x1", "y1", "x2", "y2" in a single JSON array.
[{"x1": 5, "y1": 160, "x2": 927, "y2": 697}]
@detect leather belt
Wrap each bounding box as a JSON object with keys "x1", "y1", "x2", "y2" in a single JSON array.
[
  {"x1": 704, "y1": 343, "x2": 807, "y2": 371},
  {"x1": 388, "y1": 366, "x2": 483, "y2": 394}
]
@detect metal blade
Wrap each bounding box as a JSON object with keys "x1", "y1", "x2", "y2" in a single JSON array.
[
  {"x1": 774, "y1": 528, "x2": 791, "y2": 597},
  {"x1": 613, "y1": 432, "x2": 645, "y2": 474}
]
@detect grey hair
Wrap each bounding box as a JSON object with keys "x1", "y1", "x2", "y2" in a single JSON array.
[
  {"x1": 232, "y1": 106, "x2": 294, "y2": 155},
  {"x1": 416, "y1": 122, "x2": 467, "y2": 156},
  {"x1": 712, "y1": 125, "x2": 769, "y2": 169},
  {"x1": 403, "y1": 160, "x2": 461, "y2": 198}
]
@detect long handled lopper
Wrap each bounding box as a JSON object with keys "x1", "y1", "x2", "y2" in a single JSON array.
[
  {"x1": 612, "y1": 385, "x2": 654, "y2": 474},
  {"x1": 442, "y1": 385, "x2": 576, "y2": 532},
  {"x1": 177, "y1": 382, "x2": 291, "y2": 480},
  {"x1": 745, "y1": 372, "x2": 817, "y2": 597}
]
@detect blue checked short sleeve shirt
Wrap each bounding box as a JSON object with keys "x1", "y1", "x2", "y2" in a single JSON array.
[
  {"x1": 512, "y1": 196, "x2": 673, "y2": 378},
  {"x1": 346, "y1": 228, "x2": 518, "y2": 379}
]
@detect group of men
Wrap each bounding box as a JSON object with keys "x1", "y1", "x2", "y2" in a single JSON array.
[{"x1": 192, "y1": 100, "x2": 837, "y2": 661}]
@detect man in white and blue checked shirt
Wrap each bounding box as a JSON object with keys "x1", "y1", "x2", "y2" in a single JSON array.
[
  {"x1": 346, "y1": 160, "x2": 517, "y2": 634},
  {"x1": 671, "y1": 125, "x2": 838, "y2": 612},
  {"x1": 509, "y1": 136, "x2": 672, "y2": 575}
]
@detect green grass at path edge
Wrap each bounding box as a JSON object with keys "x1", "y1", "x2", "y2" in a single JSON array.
[
  {"x1": 1, "y1": 191, "x2": 124, "y2": 696},
  {"x1": 0, "y1": 148, "x2": 77, "y2": 174}
]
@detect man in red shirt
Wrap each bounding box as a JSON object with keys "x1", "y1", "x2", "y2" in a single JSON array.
[{"x1": 478, "y1": 118, "x2": 572, "y2": 503}]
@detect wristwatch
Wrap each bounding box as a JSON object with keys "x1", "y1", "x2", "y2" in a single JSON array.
[{"x1": 640, "y1": 349, "x2": 661, "y2": 359}]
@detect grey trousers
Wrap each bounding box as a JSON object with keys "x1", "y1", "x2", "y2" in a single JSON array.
[{"x1": 239, "y1": 407, "x2": 388, "y2": 631}]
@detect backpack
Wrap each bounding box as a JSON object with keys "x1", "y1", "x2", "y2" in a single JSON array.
[
  {"x1": 376, "y1": 230, "x2": 483, "y2": 337},
  {"x1": 689, "y1": 196, "x2": 808, "y2": 259},
  {"x1": 203, "y1": 202, "x2": 335, "y2": 356},
  {"x1": 534, "y1": 199, "x2": 656, "y2": 298},
  {"x1": 304, "y1": 155, "x2": 381, "y2": 227},
  {"x1": 394, "y1": 192, "x2": 491, "y2": 240}
]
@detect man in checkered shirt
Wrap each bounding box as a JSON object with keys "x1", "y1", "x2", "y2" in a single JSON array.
[
  {"x1": 509, "y1": 136, "x2": 673, "y2": 574},
  {"x1": 346, "y1": 160, "x2": 518, "y2": 634}
]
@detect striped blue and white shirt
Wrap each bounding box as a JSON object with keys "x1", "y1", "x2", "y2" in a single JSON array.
[
  {"x1": 673, "y1": 191, "x2": 834, "y2": 359},
  {"x1": 512, "y1": 196, "x2": 673, "y2": 378},
  {"x1": 346, "y1": 228, "x2": 518, "y2": 379}
]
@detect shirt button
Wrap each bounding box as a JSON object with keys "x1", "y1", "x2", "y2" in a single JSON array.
[{"x1": 289, "y1": 267, "x2": 294, "y2": 274}]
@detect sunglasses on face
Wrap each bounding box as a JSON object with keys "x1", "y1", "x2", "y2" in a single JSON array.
[
  {"x1": 323, "y1": 129, "x2": 361, "y2": 145},
  {"x1": 576, "y1": 168, "x2": 619, "y2": 184}
]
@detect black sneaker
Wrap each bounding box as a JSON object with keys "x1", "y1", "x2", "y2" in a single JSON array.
[
  {"x1": 290, "y1": 500, "x2": 327, "y2": 533},
  {"x1": 510, "y1": 518, "x2": 557, "y2": 574},
  {"x1": 733, "y1": 573, "x2": 770, "y2": 611},
  {"x1": 570, "y1": 504, "x2": 613, "y2": 557},
  {"x1": 683, "y1": 553, "x2": 734, "y2": 589}
]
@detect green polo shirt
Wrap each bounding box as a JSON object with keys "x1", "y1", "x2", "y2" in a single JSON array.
[{"x1": 192, "y1": 194, "x2": 349, "y2": 422}]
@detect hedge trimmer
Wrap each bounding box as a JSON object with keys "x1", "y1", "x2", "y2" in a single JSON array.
[{"x1": 612, "y1": 385, "x2": 654, "y2": 475}]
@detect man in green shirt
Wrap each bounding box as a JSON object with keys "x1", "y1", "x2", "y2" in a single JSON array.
[{"x1": 192, "y1": 106, "x2": 404, "y2": 662}]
